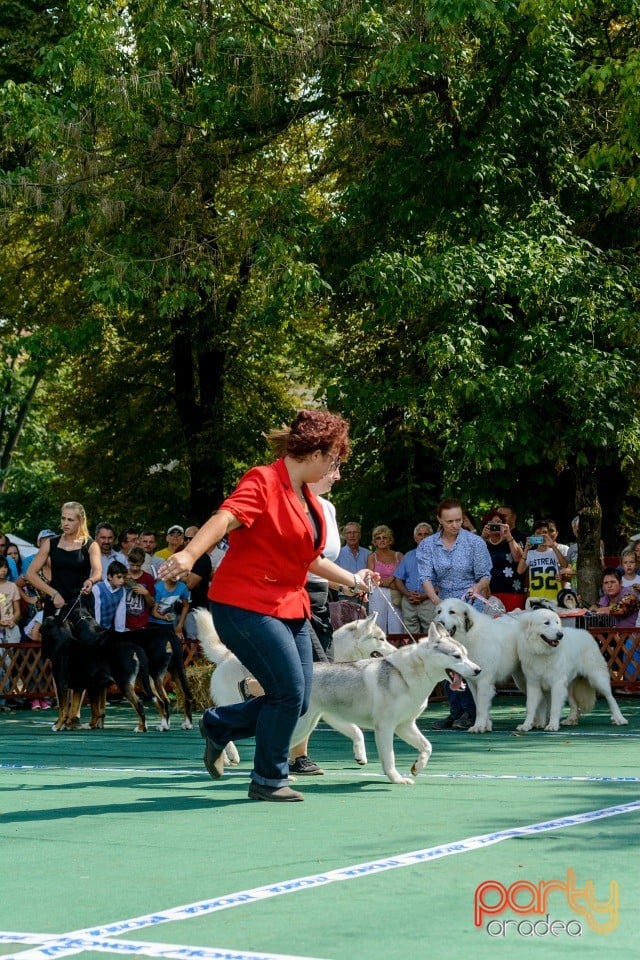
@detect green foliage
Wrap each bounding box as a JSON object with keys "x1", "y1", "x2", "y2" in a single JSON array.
[{"x1": 0, "y1": 0, "x2": 639, "y2": 554}]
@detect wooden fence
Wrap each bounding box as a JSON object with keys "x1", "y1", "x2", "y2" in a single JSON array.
[
  {"x1": 0, "y1": 639, "x2": 201, "y2": 701},
  {"x1": 1, "y1": 628, "x2": 639, "y2": 703}
]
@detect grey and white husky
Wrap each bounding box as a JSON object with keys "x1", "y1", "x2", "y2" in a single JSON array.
[
  {"x1": 193, "y1": 608, "x2": 396, "y2": 766},
  {"x1": 292, "y1": 622, "x2": 481, "y2": 785}
]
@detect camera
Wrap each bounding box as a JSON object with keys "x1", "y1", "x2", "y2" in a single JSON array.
[
  {"x1": 529, "y1": 535, "x2": 545, "y2": 545},
  {"x1": 488, "y1": 523, "x2": 502, "y2": 532}
]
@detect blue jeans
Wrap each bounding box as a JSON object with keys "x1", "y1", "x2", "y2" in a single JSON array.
[
  {"x1": 202, "y1": 602, "x2": 313, "y2": 787},
  {"x1": 443, "y1": 590, "x2": 482, "y2": 720}
]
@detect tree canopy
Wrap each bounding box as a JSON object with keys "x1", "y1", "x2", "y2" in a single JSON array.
[{"x1": 1, "y1": 1, "x2": 639, "y2": 599}]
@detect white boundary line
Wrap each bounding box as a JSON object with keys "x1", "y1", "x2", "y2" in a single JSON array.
[
  {"x1": 2, "y1": 762, "x2": 640, "y2": 783},
  {"x1": 1, "y1": 799, "x2": 639, "y2": 960}
]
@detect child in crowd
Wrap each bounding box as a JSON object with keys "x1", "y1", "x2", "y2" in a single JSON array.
[
  {"x1": 517, "y1": 520, "x2": 573, "y2": 604},
  {"x1": 0, "y1": 557, "x2": 21, "y2": 643},
  {"x1": 0, "y1": 556, "x2": 21, "y2": 711},
  {"x1": 23, "y1": 611, "x2": 51, "y2": 710},
  {"x1": 124, "y1": 546, "x2": 155, "y2": 630},
  {"x1": 92, "y1": 560, "x2": 127, "y2": 632},
  {"x1": 149, "y1": 572, "x2": 190, "y2": 640},
  {"x1": 619, "y1": 546, "x2": 640, "y2": 590}
]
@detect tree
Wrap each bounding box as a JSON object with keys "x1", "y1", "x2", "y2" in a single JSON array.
[
  {"x1": 1, "y1": 0, "x2": 336, "y2": 523},
  {"x1": 1, "y1": 0, "x2": 639, "y2": 582},
  {"x1": 310, "y1": 2, "x2": 640, "y2": 601}
]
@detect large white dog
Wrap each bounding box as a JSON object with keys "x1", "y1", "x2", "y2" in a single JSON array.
[
  {"x1": 193, "y1": 609, "x2": 396, "y2": 766},
  {"x1": 515, "y1": 608, "x2": 628, "y2": 731},
  {"x1": 434, "y1": 598, "x2": 524, "y2": 733},
  {"x1": 290, "y1": 622, "x2": 481, "y2": 784}
]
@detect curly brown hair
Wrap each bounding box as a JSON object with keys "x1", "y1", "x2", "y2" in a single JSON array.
[{"x1": 267, "y1": 409, "x2": 351, "y2": 461}]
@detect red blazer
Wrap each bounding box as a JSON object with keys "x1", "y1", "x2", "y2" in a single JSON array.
[{"x1": 209, "y1": 457, "x2": 326, "y2": 618}]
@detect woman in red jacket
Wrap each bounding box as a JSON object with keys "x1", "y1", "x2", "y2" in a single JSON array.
[{"x1": 161, "y1": 410, "x2": 376, "y2": 802}]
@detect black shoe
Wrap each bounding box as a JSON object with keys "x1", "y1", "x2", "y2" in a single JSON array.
[
  {"x1": 452, "y1": 712, "x2": 475, "y2": 730},
  {"x1": 248, "y1": 781, "x2": 304, "y2": 802},
  {"x1": 289, "y1": 755, "x2": 324, "y2": 776},
  {"x1": 432, "y1": 714, "x2": 457, "y2": 730},
  {"x1": 198, "y1": 717, "x2": 226, "y2": 779}
]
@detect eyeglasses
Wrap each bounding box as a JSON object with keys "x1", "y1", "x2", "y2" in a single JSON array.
[{"x1": 184, "y1": 536, "x2": 193, "y2": 542}]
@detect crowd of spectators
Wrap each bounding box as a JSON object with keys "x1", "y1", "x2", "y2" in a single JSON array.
[
  {"x1": 2, "y1": 505, "x2": 639, "y2": 643},
  {"x1": 1, "y1": 504, "x2": 639, "y2": 675}
]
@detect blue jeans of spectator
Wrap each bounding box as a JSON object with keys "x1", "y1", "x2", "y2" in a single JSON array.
[
  {"x1": 202, "y1": 602, "x2": 313, "y2": 787},
  {"x1": 446, "y1": 682, "x2": 476, "y2": 719},
  {"x1": 442, "y1": 591, "x2": 481, "y2": 720}
]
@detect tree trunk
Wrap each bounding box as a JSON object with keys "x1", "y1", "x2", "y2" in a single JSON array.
[
  {"x1": 574, "y1": 458, "x2": 602, "y2": 606},
  {"x1": 169, "y1": 243, "x2": 256, "y2": 524},
  {"x1": 0, "y1": 369, "x2": 45, "y2": 493}
]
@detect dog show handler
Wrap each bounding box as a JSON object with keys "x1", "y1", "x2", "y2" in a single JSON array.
[
  {"x1": 26, "y1": 501, "x2": 102, "y2": 617},
  {"x1": 159, "y1": 409, "x2": 378, "y2": 803}
]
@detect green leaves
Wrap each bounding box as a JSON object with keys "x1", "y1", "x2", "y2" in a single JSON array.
[{"x1": 1, "y1": 0, "x2": 639, "y2": 542}]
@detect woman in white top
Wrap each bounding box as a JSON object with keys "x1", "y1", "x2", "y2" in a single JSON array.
[{"x1": 305, "y1": 464, "x2": 342, "y2": 661}]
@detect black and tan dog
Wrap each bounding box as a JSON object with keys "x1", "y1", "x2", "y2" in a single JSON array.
[
  {"x1": 124, "y1": 624, "x2": 194, "y2": 731},
  {"x1": 41, "y1": 607, "x2": 153, "y2": 732}
]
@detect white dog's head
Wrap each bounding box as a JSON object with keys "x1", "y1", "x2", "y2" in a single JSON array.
[
  {"x1": 523, "y1": 609, "x2": 564, "y2": 653},
  {"x1": 331, "y1": 612, "x2": 396, "y2": 661},
  {"x1": 434, "y1": 598, "x2": 477, "y2": 638}
]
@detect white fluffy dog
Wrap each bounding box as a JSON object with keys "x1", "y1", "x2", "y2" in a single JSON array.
[
  {"x1": 434, "y1": 598, "x2": 524, "y2": 733},
  {"x1": 515, "y1": 608, "x2": 628, "y2": 731},
  {"x1": 193, "y1": 609, "x2": 395, "y2": 766}
]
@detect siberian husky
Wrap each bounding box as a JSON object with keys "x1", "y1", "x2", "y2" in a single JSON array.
[
  {"x1": 193, "y1": 609, "x2": 395, "y2": 765},
  {"x1": 291, "y1": 622, "x2": 481, "y2": 784}
]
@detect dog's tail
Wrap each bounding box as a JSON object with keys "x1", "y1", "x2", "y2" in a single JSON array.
[
  {"x1": 192, "y1": 608, "x2": 229, "y2": 666},
  {"x1": 568, "y1": 675, "x2": 597, "y2": 716}
]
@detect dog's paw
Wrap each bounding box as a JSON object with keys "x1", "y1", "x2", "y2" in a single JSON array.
[
  {"x1": 515, "y1": 722, "x2": 532, "y2": 732},
  {"x1": 387, "y1": 771, "x2": 414, "y2": 785},
  {"x1": 354, "y1": 757, "x2": 368, "y2": 766},
  {"x1": 181, "y1": 719, "x2": 193, "y2": 730},
  {"x1": 224, "y1": 744, "x2": 240, "y2": 766},
  {"x1": 468, "y1": 722, "x2": 491, "y2": 733},
  {"x1": 156, "y1": 720, "x2": 170, "y2": 732},
  {"x1": 560, "y1": 717, "x2": 578, "y2": 726},
  {"x1": 544, "y1": 722, "x2": 560, "y2": 731},
  {"x1": 612, "y1": 716, "x2": 629, "y2": 725}
]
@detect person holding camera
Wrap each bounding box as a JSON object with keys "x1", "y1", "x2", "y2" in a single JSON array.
[
  {"x1": 517, "y1": 520, "x2": 573, "y2": 604},
  {"x1": 481, "y1": 510, "x2": 525, "y2": 611}
]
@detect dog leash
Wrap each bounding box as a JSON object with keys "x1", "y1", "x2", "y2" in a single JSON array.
[
  {"x1": 367, "y1": 582, "x2": 420, "y2": 643},
  {"x1": 464, "y1": 590, "x2": 524, "y2": 622},
  {"x1": 59, "y1": 592, "x2": 84, "y2": 623}
]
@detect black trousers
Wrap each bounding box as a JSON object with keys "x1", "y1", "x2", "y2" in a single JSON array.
[{"x1": 305, "y1": 581, "x2": 334, "y2": 663}]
